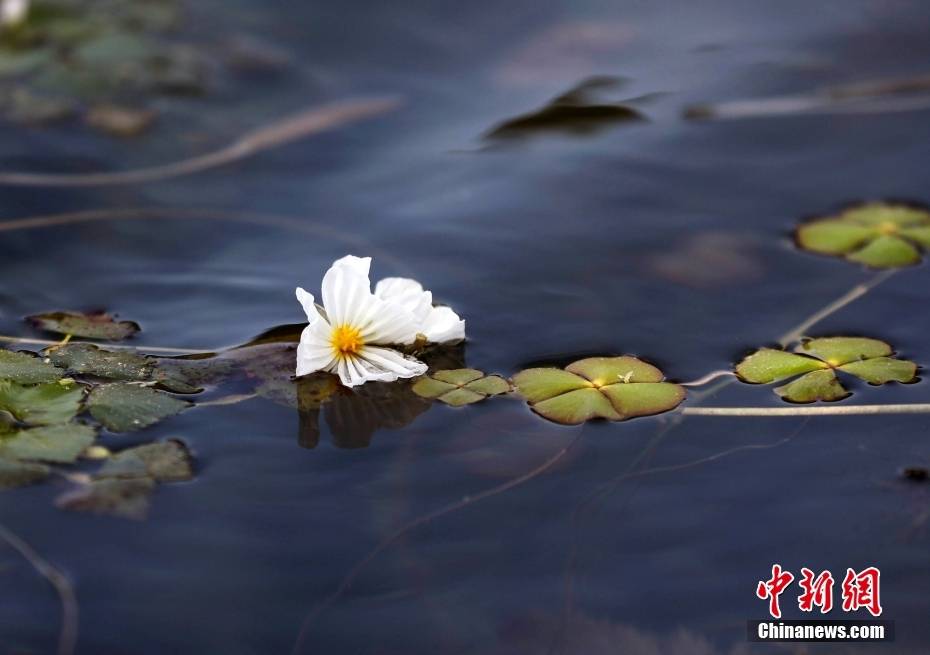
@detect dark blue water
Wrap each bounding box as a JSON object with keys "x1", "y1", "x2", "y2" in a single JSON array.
[{"x1": 1, "y1": 0, "x2": 930, "y2": 653}]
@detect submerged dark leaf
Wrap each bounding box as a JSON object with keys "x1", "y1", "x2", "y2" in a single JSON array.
[
  {"x1": 55, "y1": 478, "x2": 155, "y2": 520},
  {"x1": 28, "y1": 310, "x2": 140, "y2": 340},
  {"x1": 97, "y1": 439, "x2": 193, "y2": 482},
  {"x1": 87, "y1": 383, "x2": 190, "y2": 432},
  {"x1": 0, "y1": 458, "x2": 50, "y2": 488},
  {"x1": 46, "y1": 342, "x2": 153, "y2": 381}
]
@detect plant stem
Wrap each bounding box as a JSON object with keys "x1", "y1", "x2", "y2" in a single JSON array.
[
  {"x1": 0, "y1": 522, "x2": 78, "y2": 655},
  {"x1": 683, "y1": 403, "x2": 930, "y2": 417},
  {"x1": 776, "y1": 269, "x2": 897, "y2": 347}
]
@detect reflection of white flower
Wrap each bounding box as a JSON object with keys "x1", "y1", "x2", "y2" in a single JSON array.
[
  {"x1": 295, "y1": 256, "x2": 465, "y2": 387},
  {"x1": 1, "y1": 0, "x2": 29, "y2": 26}
]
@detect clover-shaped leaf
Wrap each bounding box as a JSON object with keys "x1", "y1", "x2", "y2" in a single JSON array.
[
  {"x1": 512, "y1": 356, "x2": 685, "y2": 425},
  {"x1": 796, "y1": 202, "x2": 930, "y2": 268},
  {"x1": 27, "y1": 310, "x2": 140, "y2": 340},
  {"x1": 735, "y1": 337, "x2": 917, "y2": 403},
  {"x1": 412, "y1": 369, "x2": 511, "y2": 406}
]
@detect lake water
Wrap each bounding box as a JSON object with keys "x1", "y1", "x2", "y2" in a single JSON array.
[{"x1": 1, "y1": 0, "x2": 929, "y2": 653}]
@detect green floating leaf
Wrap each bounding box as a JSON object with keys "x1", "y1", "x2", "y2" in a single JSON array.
[
  {"x1": 97, "y1": 439, "x2": 193, "y2": 482},
  {"x1": 0, "y1": 423, "x2": 96, "y2": 463},
  {"x1": 55, "y1": 478, "x2": 155, "y2": 520},
  {"x1": 0, "y1": 458, "x2": 50, "y2": 489},
  {"x1": 735, "y1": 348, "x2": 825, "y2": 383},
  {"x1": 796, "y1": 202, "x2": 930, "y2": 268},
  {"x1": 839, "y1": 357, "x2": 917, "y2": 385},
  {"x1": 0, "y1": 348, "x2": 64, "y2": 383},
  {"x1": 737, "y1": 336, "x2": 918, "y2": 402},
  {"x1": 775, "y1": 369, "x2": 849, "y2": 403},
  {"x1": 0, "y1": 379, "x2": 84, "y2": 425},
  {"x1": 512, "y1": 356, "x2": 685, "y2": 425},
  {"x1": 796, "y1": 337, "x2": 891, "y2": 365},
  {"x1": 27, "y1": 310, "x2": 140, "y2": 340},
  {"x1": 412, "y1": 368, "x2": 511, "y2": 407},
  {"x1": 87, "y1": 383, "x2": 189, "y2": 432}
]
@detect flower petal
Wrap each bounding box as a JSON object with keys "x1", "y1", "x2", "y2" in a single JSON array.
[
  {"x1": 357, "y1": 346, "x2": 428, "y2": 381},
  {"x1": 375, "y1": 277, "x2": 433, "y2": 322},
  {"x1": 356, "y1": 297, "x2": 421, "y2": 345},
  {"x1": 420, "y1": 306, "x2": 465, "y2": 342},
  {"x1": 296, "y1": 318, "x2": 336, "y2": 377},
  {"x1": 295, "y1": 287, "x2": 318, "y2": 321},
  {"x1": 321, "y1": 255, "x2": 373, "y2": 327}
]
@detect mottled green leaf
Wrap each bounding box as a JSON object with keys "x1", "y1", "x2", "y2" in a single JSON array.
[
  {"x1": 735, "y1": 348, "x2": 826, "y2": 383},
  {"x1": 511, "y1": 368, "x2": 589, "y2": 403},
  {"x1": 514, "y1": 356, "x2": 684, "y2": 424},
  {"x1": 464, "y1": 375, "x2": 511, "y2": 396},
  {"x1": 413, "y1": 369, "x2": 510, "y2": 406},
  {"x1": 0, "y1": 459, "x2": 50, "y2": 489},
  {"x1": 55, "y1": 478, "x2": 155, "y2": 520},
  {"x1": 532, "y1": 387, "x2": 621, "y2": 424},
  {"x1": 0, "y1": 379, "x2": 84, "y2": 425},
  {"x1": 0, "y1": 423, "x2": 95, "y2": 463},
  {"x1": 0, "y1": 348, "x2": 64, "y2": 383},
  {"x1": 796, "y1": 337, "x2": 892, "y2": 366},
  {"x1": 432, "y1": 368, "x2": 484, "y2": 385},
  {"x1": 841, "y1": 203, "x2": 930, "y2": 227},
  {"x1": 28, "y1": 311, "x2": 140, "y2": 340},
  {"x1": 410, "y1": 376, "x2": 456, "y2": 399},
  {"x1": 97, "y1": 439, "x2": 193, "y2": 482},
  {"x1": 45, "y1": 343, "x2": 152, "y2": 381},
  {"x1": 846, "y1": 235, "x2": 921, "y2": 268},
  {"x1": 796, "y1": 221, "x2": 875, "y2": 254},
  {"x1": 839, "y1": 357, "x2": 917, "y2": 385},
  {"x1": 87, "y1": 383, "x2": 189, "y2": 432},
  {"x1": 565, "y1": 356, "x2": 663, "y2": 384},
  {"x1": 440, "y1": 388, "x2": 486, "y2": 407},
  {"x1": 774, "y1": 369, "x2": 848, "y2": 403},
  {"x1": 599, "y1": 382, "x2": 686, "y2": 419}
]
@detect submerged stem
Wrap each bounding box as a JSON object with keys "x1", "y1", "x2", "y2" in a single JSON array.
[
  {"x1": 683, "y1": 403, "x2": 930, "y2": 417},
  {"x1": 0, "y1": 522, "x2": 78, "y2": 655}
]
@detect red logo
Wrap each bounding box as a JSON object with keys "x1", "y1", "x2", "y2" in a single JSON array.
[{"x1": 756, "y1": 565, "x2": 882, "y2": 618}]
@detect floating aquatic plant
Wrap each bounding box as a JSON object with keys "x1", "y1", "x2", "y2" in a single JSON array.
[
  {"x1": 412, "y1": 369, "x2": 510, "y2": 406},
  {"x1": 796, "y1": 202, "x2": 930, "y2": 268},
  {"x1": 735, "y1": 337, "x2": 917, "y2": 403},
  {"x1": 513, "y1": 356, "x2": 685, "y2": 425},
  {"x1": 28, "y1": 310, "x2": 140, "y2": 340},
  {"x1": 295, "y1": 255, "x2": 465, "y2": 387}
]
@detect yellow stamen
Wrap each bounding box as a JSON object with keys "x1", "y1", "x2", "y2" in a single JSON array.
[
  {"x1": 877, "y1": 221, "x2": 898, "y2": 236},
  {"x1": 330, "y1": 324, "x2": 363, "y2": 359}
]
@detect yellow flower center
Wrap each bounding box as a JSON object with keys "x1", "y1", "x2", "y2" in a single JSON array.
[
  {"x1": 877, "y1": 221, "x2": 899, "y2": 235},
  {"x1": 330, "y1": 324, "x2": 363, "y2": 358}
]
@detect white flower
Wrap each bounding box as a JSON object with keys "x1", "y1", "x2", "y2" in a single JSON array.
[
  {"x1": 295, "y1": 256, "x2": 465, "y2": 387},
  {"x1": 1, "y1": 0, "x2": 28, "y2": 26},
  {"x1": 374, "y1": 277, "x2": 465, "y2": 343}
]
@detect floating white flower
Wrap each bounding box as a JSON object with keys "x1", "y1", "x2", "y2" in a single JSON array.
[
  {"x1": 1, "y1": 0, "x2": 28, "y2": 26},
  {"x1": 296, "y1": 255, "x2": 465, "y2": 387}
]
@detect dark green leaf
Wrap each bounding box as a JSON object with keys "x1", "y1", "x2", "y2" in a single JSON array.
[
  {"x1": 97, "y1": 439, "x2": 193, "y2": 482},
  {"x1": 0, "y1": 348, "x2": 64, "y2": 383},
  {"x1": 87, "y1": 383, "x2": 189, "y2": 432},
  {"x1": 0, "y1": 379, "x2": 84, "y2": 425},
  {"x1": 0, "y1": 423, "x2": 96, "y2": 463}
]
